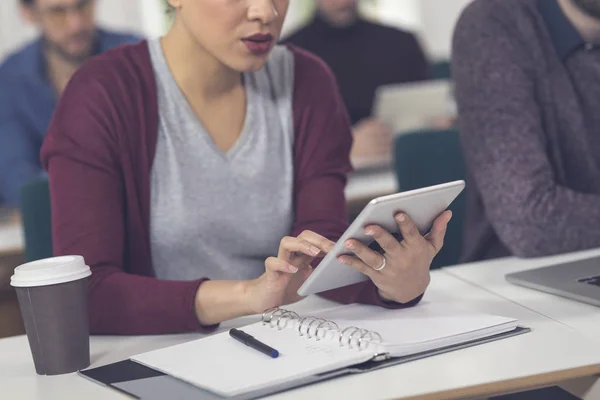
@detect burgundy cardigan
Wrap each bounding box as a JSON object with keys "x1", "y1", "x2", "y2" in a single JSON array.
[{"x1": 40, "y1": 41, "x2": 419, "y2": 335}]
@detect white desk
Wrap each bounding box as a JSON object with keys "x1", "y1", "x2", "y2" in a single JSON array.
[
  {"x1": 1, "y1": 271, "x2": 599, "y2": 400},
  {"x1": 444, "y1": 248, "x2": 600, "y2": 343}
]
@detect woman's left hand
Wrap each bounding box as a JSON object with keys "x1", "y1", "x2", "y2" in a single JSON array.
[{"x1": 338, "y1": 211, "x2": 452, "y2": 304}]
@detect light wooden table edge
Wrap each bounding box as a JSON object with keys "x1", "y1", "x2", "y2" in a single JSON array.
[{"x1": 392, "y1": 364, "x2": 600, "y2": 400}]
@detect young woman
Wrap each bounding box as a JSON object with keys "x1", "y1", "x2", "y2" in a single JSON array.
[{"x1": 40, "y1": 0, "x2": 451, "y2": 335}]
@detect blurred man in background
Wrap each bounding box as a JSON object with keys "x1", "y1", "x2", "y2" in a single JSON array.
[
  {"x1": 0, "y1": 0, "x2": 139, "y2": 206},
  {"x1": 285, "y1": 0, "x2": 431, "y2": 166}
]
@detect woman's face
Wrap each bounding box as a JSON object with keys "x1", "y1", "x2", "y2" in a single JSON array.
[{"x1": 172, "y1": 0, "x2": 289, "y2": 72}]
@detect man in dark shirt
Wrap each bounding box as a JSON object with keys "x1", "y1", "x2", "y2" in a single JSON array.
[
  {"x1": 0, "y1": 0, "x2": 139, "y2": 206},
  {"x1": 453, "y1": 0, "x2": 600, "y2": 262},
  {"x1": 285, "y1": 0, "x2": 430, "y2": 165}
]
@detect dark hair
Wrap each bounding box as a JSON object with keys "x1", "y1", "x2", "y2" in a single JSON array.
[{"x1": 21, "y1": 0, "x2": 35, "y2": 5}]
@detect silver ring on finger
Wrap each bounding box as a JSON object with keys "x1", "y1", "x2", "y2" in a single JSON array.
[{"x1": 374, "y1": 255, "x2": 386, "y2": 271}]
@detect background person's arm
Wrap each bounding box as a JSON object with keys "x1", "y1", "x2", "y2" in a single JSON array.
[
  {"x1": 0, "y1": 77, "x2": 43, "y2": 205},
  {"x1": 452, "y1": 2, "x2": 600, "y2": 258}
]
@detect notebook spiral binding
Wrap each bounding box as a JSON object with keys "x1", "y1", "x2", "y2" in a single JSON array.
[{"x1": 261, "y1": 307, "x2": 383, "y2": 351}]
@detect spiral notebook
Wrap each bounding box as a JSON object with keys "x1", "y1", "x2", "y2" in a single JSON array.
[{"x1": 131, "y1": 303, "x2": 522, "y2": 398}]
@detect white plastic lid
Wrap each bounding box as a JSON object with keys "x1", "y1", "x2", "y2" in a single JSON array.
[{"x1": 10, "y1": 255, "x2": 91, "y2": 288}]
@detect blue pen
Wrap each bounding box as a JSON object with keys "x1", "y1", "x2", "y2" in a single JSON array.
[{"x1": 229, "y1": 328, "x2": 279, "y2": 358}]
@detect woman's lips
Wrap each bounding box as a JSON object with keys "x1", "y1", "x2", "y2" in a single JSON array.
[{"x1": 242, "y1": 33, "x2": 274, "y2": 55}]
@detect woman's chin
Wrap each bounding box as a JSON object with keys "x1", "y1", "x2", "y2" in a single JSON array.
[{"x1": 228, "y1": 54, "x2": 271, "y2": 73}]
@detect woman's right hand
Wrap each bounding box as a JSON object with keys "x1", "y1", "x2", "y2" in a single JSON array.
[
  {"x1": 245, "y1": 231, "x2": 335, "y2": 314},
  {"x1": 193, "y1": 231, "x2": 334, "y2": 326}
]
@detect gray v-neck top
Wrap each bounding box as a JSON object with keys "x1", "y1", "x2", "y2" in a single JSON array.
[{"x1": 148, "y1": 38, "x2": 295, "y2": 281}]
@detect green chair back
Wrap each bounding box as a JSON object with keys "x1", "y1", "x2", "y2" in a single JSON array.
[
  {"x1": 431, "y1": 60, "x2": 451, "y2": 80},
  {"x1": 394, "y1": 129, "x2": 466, "y2": 268},
  {"x1": 19, "y1": 177, "x2": 53, "y2": 262}
]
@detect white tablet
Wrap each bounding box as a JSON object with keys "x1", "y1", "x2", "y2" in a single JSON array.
[{"x1": 297, "y1": 180, "x2": 465, "y2": 296}]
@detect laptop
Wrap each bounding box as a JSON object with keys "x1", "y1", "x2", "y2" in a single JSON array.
[
  {"x1": 372, "y1": 79, "x2": 455, "y2": 134},
  {"x1": 506, "y1": 257, "x2": 600, "y2": 307}
]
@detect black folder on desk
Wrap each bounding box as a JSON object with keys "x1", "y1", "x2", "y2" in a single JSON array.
[
  {"x1": 79, "y1": 303, "x2": 530, "y2": 399},
  {"x1": 80, "y1": 326, "x2": 529, "y2": 400}
]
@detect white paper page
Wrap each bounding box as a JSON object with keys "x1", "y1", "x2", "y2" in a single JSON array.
[
  {"x1": 132, "y1": 321, "x2": 372, "y2": 398},
  {"x1": 314, "y1": 302, "x2": 518, "y2": 355}
]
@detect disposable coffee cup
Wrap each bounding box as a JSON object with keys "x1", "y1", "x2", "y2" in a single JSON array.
[{"x1": 10, "y1": 256, "x2": 91, "y2": 375}]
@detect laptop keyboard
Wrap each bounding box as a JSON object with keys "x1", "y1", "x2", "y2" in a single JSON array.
[{"x1": 578, "y1": 275, "x2": 600, "y2": 287}]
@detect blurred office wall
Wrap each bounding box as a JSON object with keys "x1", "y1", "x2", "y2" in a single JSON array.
[
  {"x1": 420, "y1": 0, "x2": 473, "y2": 59},
  {"x1": 282, "y1": 1, "x2": 314, "y2": 37},
  {"x1": 360, "y1": 0, "x2": 473, "y2": 60},
  {"x1": 0, "y1": 1, "x2": 36, "y2": 61},
  {"x1": 1, "y1": 0, "x2": 472, "y2": 63},
  {"x1": 282, "y1": 0, "x2": 473, "y2": 61}
]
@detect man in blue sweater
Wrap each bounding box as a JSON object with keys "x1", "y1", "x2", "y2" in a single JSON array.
[{"x1": 0, "y1": 0, "x2": 139, "y2": 205}]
